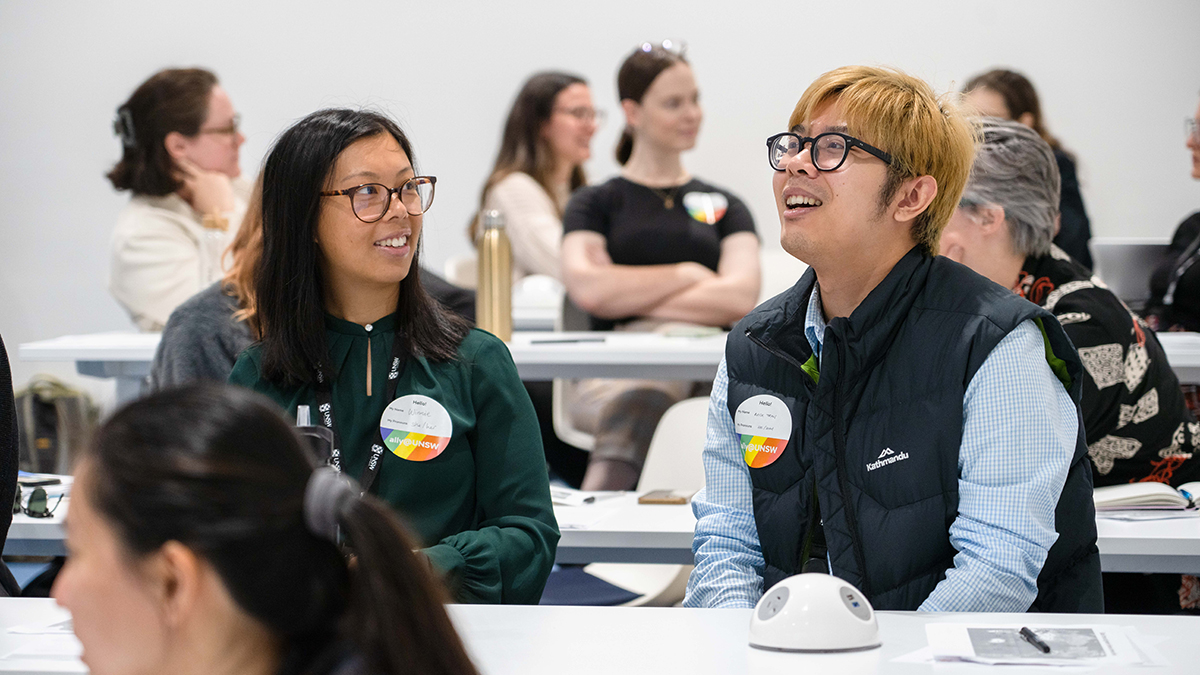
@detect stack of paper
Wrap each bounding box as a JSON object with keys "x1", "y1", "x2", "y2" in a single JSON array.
[{"x1": 924, "y1": 623, "x2": 1169, "y2": 667}]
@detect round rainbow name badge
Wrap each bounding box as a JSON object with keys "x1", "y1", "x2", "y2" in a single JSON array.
[
  {"x1": 379, "y1": 394, "x2": 452, "y2": 462},
  {"x1": 682, "y1": 191, "x2": 728, "y2": 225},
  {"x1": 734, "y1": 395, "x2": 792, "y2": 469}
]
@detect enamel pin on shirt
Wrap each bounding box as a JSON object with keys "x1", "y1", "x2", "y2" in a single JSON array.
[{"x1": 682, "y1": 191, "x2": 728, "y2": 225}]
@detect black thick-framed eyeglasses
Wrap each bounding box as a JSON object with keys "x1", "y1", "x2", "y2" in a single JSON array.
[
  {"x1": 11, "y1": 486, "x2": 63, "y2": 519},
  {"x1": 766, "y1": 132, "x2": 892, "y2": 172},
  {"x1": 320, "y1": 176, "x2": 437, "y2": 223}
]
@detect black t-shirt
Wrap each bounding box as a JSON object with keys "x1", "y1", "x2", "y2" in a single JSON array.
[
  {"x1": 562, "y1": 176, "x2": 757, "y2": 271},
  {"x1": 1147, "y1": 211, "x2": 1200, "y2": 331},
  {"x1": 1053, "y1": 149, "x2": 1094, "y2": 270}
]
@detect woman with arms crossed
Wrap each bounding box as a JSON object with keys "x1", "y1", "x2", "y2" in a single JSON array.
[
  {"x1": 561, "y1": 43, "x2": 760, "y2": 489},
  {"x1": 229, "y1": 109, "x2": 557, "y2": 604}
]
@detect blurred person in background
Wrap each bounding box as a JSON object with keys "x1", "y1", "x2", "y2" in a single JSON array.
[
  {"x1": 107, "y1": 67, "x2": 250, "y2": 331},
  {"x1": 963, "y1": 68, "x2": 1093, "y2": 269},
  {"x1": 1144, "y1": 93, "x2": 1200, "y2": 333},
  {"x1": 561, "y1": 42, "x2": 760, "y2": 490},
  {"x1": 473, "y1": 71, "x2": 599, "y2": 280}
]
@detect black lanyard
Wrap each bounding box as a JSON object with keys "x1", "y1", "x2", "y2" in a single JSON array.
[
  {"x1": 312, "y1": 330, "x2": 407, "y2": 494},
  {"x1": 1164, "y1": 233, "x2": 1200, "y2": 308}
]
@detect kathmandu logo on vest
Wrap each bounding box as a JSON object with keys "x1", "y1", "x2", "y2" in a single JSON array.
[{"x1": 865, "y1": 447, "x2": 909, "y2": 472}]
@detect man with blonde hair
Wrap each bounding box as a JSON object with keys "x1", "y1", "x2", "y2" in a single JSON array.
[{"x1": 684, "y1": 67, "x2": 1101, "y2": 612}]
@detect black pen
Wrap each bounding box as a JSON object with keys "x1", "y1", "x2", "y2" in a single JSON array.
[{"x1": 1019, "y1": 627, "x2": 1051, "y2": 654}]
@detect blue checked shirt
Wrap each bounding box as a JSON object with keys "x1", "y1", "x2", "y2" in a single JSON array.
[{"x1": 684, "y1": 284, "x2": 1078, "y2": 611}]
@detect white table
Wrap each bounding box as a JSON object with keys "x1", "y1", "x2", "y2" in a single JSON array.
[
  {"x1": 553, "y1": 493, "x2": 696, "y2": 564},
  {"x1": 552, "y1": 496, "x2": 1200, "y2": 574},
  {"x1": 0, "y1": 598, "x2": 1197, "y2": 674},
  {"x1": 1155, "y1": 332, "x2": 1200, "y2": 383},
  {"x1": 18, "y1": 333, "x2": 159, "y2": 404},
  {"x1": 18, "y1": 330, "x2": 728, "y2": 404},
  {"x1": 7, "y1": 495, "x2": 1200, "y2": 575},
  {"x1": 23, "y1": 330, "x2": 1200, "y2": 406},
  {"x1": 8, "y1": 495, "x2": 1200, "y2": 575},
  {"x1": 507, "y1": 331, "x2": 725, "y2": 381}
]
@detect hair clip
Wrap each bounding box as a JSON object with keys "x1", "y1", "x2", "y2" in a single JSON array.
[{"x1": 114, "y1": 107, "x2": 136, "y2": 149}]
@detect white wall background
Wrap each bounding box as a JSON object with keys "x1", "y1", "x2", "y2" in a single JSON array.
[{"x1": 3, "y1": 0, "x2": 1199, "y2": 411}]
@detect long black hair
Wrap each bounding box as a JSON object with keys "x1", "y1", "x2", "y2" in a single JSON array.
[
  {"x1": 256, "y1": 108, "x2": 469, "y2": 385},
  {"x1": 470, "y1": 71, "x2": 588, "y2": 242},
  {"x1": 107, "y1": 68, "x2": 218, "y2": 196},
  {"x1": 84, "y1": 383, "x2": 479, "y2": 675}
]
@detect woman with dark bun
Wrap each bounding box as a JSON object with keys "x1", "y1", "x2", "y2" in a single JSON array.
[
  {"x1": 53, "y1": 383, "x2": 479, "y2": 675},
  {"x1": 963, "y1": 68, "x2": 1094, "y2": 269},
  {"x1": 560, "y1": 43, "x2": 760, "y2": 490},
  {"x1": 108, "y1": 67, "x2": 250, "y2": 331},
  {"x1": 228, "y1": 108, "x2": 557, "y2": 604}
]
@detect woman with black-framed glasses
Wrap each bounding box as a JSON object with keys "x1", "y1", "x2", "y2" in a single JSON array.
[
  {"x1": 1146, "y1": 94, "x2": 1200, "y2": 335},
  {"x1": 108, "y1": 67, "x2": 251, "y2": 332},
  {"x1": 228, "y1": 108, "x2": 558, "y2": 605}
]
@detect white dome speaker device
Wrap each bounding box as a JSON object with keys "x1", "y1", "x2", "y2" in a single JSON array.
[{"x1": 748, "y1": 573, "x2": 881, "y2": 652}]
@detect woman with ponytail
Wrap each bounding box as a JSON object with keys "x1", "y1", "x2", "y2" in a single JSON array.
[
  {"x1": 559, "y1": 43, "x2": 761, "y2": 489},
  {"x1": 53, "y1": 383, "x2": 479, "y2": 675}
]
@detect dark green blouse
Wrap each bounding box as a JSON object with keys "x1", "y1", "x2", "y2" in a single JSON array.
[{"x1": 228, "y1": 314, "x2": 558, "y2": 604}]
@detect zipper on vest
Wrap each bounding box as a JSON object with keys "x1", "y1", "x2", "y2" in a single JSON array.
[
  {"x1": 798, "y1": 477, "x2": 819, "y2": 569},
  {"x1": 745, "y1": 330, "x2": 818, "y2": 390},
  {"x1": 831, "y1": 338, "x2": 872, "y2": 597}
]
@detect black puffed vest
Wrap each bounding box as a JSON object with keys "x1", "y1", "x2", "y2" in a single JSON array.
[{"x1": 726, "y1": 248, "x2": 1102, "y2": 611}]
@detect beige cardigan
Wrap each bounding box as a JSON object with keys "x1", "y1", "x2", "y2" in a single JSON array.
[
  {"x1": 482, "y1": 172, "x2": 569, "y2": 281},
  {"x1": 109, "y1": 180, "x2": 249, "y2": 332}
]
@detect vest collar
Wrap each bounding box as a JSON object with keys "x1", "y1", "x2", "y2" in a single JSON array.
[{"x1": 748, "y1": 246, "x2": 933, "y2": 381}]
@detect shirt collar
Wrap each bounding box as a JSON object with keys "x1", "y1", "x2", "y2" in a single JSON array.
[{"x1": 804, "y1": 281, "x2": 827, "y2": 360}]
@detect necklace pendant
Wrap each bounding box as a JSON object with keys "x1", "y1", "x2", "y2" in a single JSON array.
[{"x1": 664, "y1": 197, "x2": 674, "y2": 209}]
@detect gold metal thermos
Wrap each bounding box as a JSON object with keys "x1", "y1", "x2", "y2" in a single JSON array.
[{"x1": 476, "y1": 209, "x2": 512, "y2": 341}]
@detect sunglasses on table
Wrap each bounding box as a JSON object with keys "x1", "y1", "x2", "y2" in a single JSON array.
[{"x1": 12, "y1": 485, "x2": 63, "y2": 518}]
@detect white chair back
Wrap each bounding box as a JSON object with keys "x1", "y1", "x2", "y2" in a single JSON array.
[
  {"x1": 587, "y1": 396, "x2": 711, "y2": 607},
  {"x1": 636, "y1": 396, "x2": 710, "y2": 492}
]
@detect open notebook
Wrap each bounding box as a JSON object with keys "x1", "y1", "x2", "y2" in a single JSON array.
[{"x1": 1093, "y1": 482, "x2": 1200, "y2": 510}]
